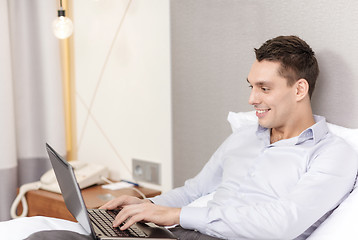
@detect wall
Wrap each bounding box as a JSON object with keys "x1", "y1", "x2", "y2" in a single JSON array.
[
  {"x1": 73, "y1": 0, "x2": 172, "y2": 191},
  {"x1": 171, "y1": 0, "x2": 358, "y2": 187},
  {"x1": 73, "y1": 0, "x2": 358, "y2": 191}
]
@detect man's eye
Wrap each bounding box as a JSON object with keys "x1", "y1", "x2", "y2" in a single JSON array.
[
  {"x1": 248, "y1": 85, "x2": 253, "y2": 89},
  {"x1": 261, "y1": 87, "x2": 269, "y2": 91}
]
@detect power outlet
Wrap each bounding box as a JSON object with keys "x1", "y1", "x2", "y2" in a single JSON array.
[{"x1": 132, "y1": 159, "x2": 161, "y2": 185}]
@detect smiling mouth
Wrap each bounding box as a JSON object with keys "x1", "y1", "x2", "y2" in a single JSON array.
[{"x1": 255, "y1": 108, "x2": 270, "y2": 118}]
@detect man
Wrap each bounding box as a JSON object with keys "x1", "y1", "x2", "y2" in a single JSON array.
[{"x1": 100, "y1": 36, "x2": 358, "y2": 239}]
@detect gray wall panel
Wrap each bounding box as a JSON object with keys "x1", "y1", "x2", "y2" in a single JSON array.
[{"x1": 171, "y1": 0, "x2": 358, "y2": 187}]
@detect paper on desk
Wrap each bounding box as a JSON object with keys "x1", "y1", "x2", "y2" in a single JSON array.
[{"x1": 102, "y1": 182, "x2": 134, "y2": 190}]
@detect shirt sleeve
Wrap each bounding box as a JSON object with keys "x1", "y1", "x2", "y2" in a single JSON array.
[
  {"x1": 180, "y1": 139, "x2": 358, "y2": 239},
  {"x1": 150, "y1": 134, "x2": 234, "y2": 208}
]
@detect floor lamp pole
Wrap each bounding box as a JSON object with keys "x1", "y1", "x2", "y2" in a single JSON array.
[{"x1": 59, "y1": 0, "x2": 77, "y2": 161}]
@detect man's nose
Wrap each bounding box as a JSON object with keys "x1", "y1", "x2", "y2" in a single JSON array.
[{"x1": 248, "y1": 89, "x2": 259, "y2": 106}]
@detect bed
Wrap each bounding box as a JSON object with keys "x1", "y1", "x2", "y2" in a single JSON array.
[{"x1": 1, "y1": 111, "x2": 357, "y2": 239}]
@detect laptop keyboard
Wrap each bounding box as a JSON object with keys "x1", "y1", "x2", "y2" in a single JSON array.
[{"x1": 87, "y1": 209, "x2": 147, "y2": 238}]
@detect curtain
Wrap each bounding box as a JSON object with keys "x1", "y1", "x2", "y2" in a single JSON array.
[{"x1": 0, "y1": 0, "x2": 66, "y2": 220}]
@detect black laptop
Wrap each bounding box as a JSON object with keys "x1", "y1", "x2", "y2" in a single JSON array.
[{"x1": 46, "y1": 143, "x2": 177, "y2": 240}]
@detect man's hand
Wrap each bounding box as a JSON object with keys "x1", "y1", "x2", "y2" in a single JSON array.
[
  {"x1": 99, "y1": 195, "x2": 181, "y2": 230},
  {"x1": 100, "y1": 195, "x2": 147, "y2": 210}
]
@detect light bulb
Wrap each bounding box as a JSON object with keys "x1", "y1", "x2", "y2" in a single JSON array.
[{"x1": 53, "y1": 9, "x2": 73, "y2": 39}]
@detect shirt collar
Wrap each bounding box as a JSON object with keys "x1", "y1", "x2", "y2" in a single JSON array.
[
  {"x1": 256, "y1": 115, "x2": 329, "y2": 145},
  {"x1": 301, "y1": 115, "x2": 329, "y2": 145}
]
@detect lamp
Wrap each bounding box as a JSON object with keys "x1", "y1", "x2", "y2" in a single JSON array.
[{"x1": 53, "y1": 0, "x2": 73, "y2": 39}]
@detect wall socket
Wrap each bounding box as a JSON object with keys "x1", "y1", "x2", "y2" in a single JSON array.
[{"x1": 132, "y1": 159, "x2": 161, "y2": 185}]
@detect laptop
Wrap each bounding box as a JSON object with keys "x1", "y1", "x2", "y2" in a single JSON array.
[{"x1": 46, "y1": 143, "x2": 177, "y2": 240}]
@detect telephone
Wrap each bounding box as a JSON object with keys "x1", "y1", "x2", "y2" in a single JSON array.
[{"x1": 10, "y1": 161, "x2": 109, "y2": 219}]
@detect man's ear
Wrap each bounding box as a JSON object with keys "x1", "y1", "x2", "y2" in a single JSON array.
[{"x1": 295, "y1": 79, "x2": 309, "y2": 101}]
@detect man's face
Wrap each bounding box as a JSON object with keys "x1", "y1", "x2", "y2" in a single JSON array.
[{"x1": 247, "y1": 60, "x2": 297, "y2": 130}]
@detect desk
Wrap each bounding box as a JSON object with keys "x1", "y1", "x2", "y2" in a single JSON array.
[{"x1": 22, "y1": 185, "x2": 161, "y2": 221}]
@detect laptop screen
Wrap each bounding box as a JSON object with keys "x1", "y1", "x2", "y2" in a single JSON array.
[{"x1": 46, "y1": 143, "x2": 94, "y2": 238}]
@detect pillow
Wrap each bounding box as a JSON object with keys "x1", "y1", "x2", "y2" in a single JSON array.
[
  {"x1": 227, "y1": 111, "x2": 257, "y2": 132},
  {"x1": 326, "y1": 123, "x2": 358, "y2": 154}
]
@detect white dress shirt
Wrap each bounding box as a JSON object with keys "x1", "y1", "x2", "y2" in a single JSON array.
[{"x1": 151, "y1": 116, "x2": 358, "y2": 239}]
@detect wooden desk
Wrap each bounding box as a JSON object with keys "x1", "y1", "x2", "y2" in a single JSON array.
[{"x1": 22, "y1": 185, "x2": 161, "y2": 221}]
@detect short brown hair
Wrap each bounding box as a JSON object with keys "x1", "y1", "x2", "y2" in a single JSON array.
[{"x1": 255, "y1": 35, "x2": 319, "y2": 98}]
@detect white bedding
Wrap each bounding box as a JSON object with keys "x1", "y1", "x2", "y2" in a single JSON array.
[
  {"x1": 307, "y1": 186, "x2": 358, "y2": 239},
  {"x1": 0, "y1": 216, "x2": 88, "y2": 239}
]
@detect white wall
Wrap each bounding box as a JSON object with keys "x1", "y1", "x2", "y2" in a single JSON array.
[{"x1": 73, "y1": 0, "x2": 172, "y2": 191}]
